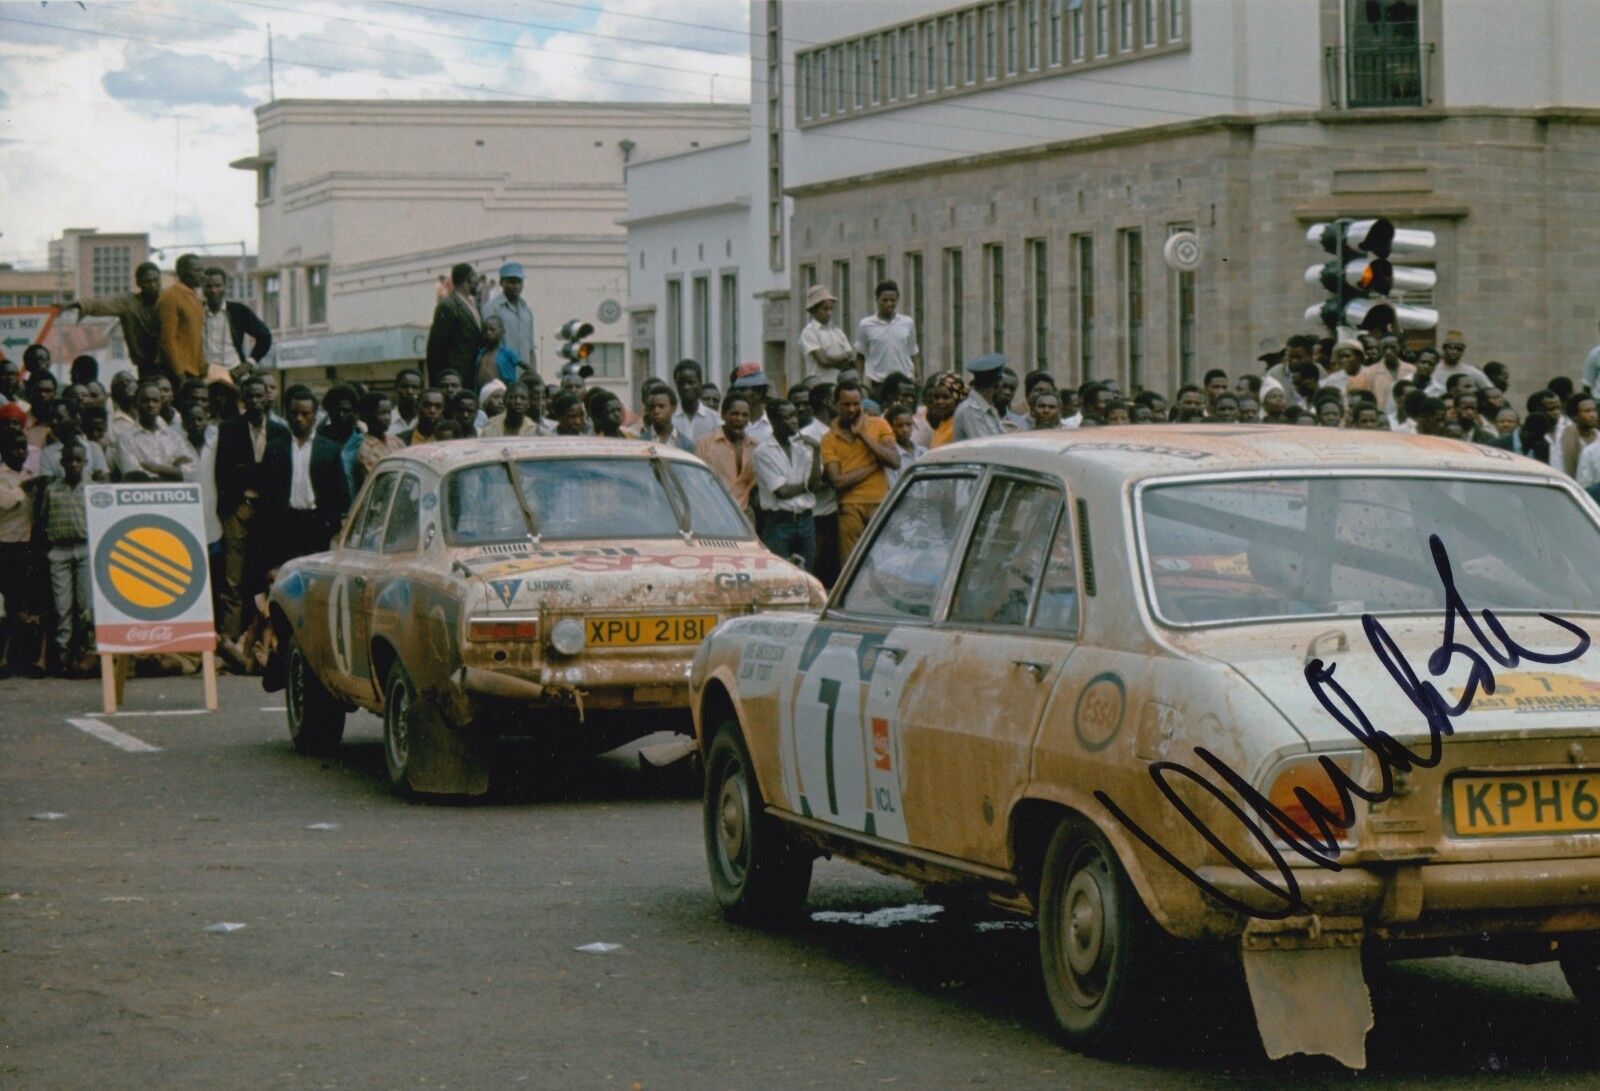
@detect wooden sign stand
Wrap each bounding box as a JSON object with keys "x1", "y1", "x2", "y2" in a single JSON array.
[{"x1": 99, "y1": 650, "x2": 219, "y2": 714}]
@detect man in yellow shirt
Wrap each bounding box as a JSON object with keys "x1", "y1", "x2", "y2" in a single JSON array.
[{"x1": 821, "y1": 379, "x2": 900, "y2": 567}]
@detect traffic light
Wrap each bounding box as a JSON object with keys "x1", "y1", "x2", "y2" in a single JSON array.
[
  {"x1": 558, "y1": 319, "x2": 594, "y2": 363},
  {"x1": 1303, "y1": 218, "x2": 1438, "y2": 332}
]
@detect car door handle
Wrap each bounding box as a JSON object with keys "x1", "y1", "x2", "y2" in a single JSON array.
[
  {"x1": 1012, "y1": 660, "x2": 1050, "y2": 679},
  {"x1": 880, "y1": 646, "x2": 905, "y2": 663}
]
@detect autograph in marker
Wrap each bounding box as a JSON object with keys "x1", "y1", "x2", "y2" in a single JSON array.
[{"x1": 1095, "y1": 534, "x2": 1593, "y2": 921}]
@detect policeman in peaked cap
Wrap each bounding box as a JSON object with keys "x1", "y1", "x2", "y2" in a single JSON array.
[{"x1": 952, "y1": 353, "x2": 1007, "y2": 442}]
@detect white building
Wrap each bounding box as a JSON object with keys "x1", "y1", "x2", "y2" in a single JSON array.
[
  {"x1": 629, "y1": 0, "x2": 1600, "y2": 400},
  {"x1": 232, "y1": 99, "x2": 745, "y2": 394}
]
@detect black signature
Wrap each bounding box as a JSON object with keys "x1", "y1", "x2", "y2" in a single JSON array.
[{"x1": 1094, "y1": 534, "x2": 1591, "y2": 921}]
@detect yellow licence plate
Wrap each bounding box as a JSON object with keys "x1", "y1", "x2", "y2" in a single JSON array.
[
  {"x1": 1450, "y1": 772, "x2": 1600, "y2": 836},
  {"x1": 585, "y1": 614, "x2": 717, "y2": 647}
]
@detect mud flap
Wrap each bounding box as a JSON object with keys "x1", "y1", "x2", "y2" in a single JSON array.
[
  {"x1": 260, "y1": 648, "x2": 286, "y2": 693},
  {"x1": 403, "y1": 697, "x2": 490, "y2": 796},
  {"x1": 1241, "y1": 944, "x2": 1373, "y2": 1070}
]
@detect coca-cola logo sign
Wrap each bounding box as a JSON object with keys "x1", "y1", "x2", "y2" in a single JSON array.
[{"x1": 124, "y1": 625, "x2": 176, "y2": 643}]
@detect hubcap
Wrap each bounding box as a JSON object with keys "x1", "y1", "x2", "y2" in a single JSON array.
[
  {"x1": 717, "y1": 766, "x2": 749, "y2": 881},
  {"x1": 1056, "y1": 848, "x2": 1113, "y2": 1009},
  {"x1": 387, "y1": 679, "x2": 409, "y2": 766}
]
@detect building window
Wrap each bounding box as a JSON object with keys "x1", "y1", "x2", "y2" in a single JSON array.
[
  {"x1": 984, "y1": 243, "x2": 1005, "y2": 354},
  {"x1": 888, "y1": 34, "x2": 900, "y2": 100},
  {"x1": 719, "y1": 273, "x2": 739, "y2": 374},
  {"x1": 307, "y1": 264, "x2": 327, "y2": 326},
  {"x1": 1071, "y1": 0, "x2": 1085, "y2": 60},
  {"x1": 1169, "y1": 0, "x2": 1183, "y2": 41},
  {"x1": 1027, "y1": 238, "x2": 1049, "y2": 373},
  {"x1": 925, "y1": 22, "x2": 937, "y2": 93},
  {"x1": 1005, "y1": 2, "x2": 1019, "y2": 74},
  {"x1": 963, "y1": 12, "x2": 977, "y2": 83},
  {"x1": 91, "y1": 245, "x2": 131, "y2": 299},
  {"x1": 983, "y1": 6, "x2": 997, "y2": 78},
  {"x1": 904, "y1": 251, "x2": 925, "y2": 352},
  {"x1": 851, "y1": 41, "x2": 864, "y2": 106},
  {"x1": 902, "y1": 27, "x2": 916, "y2": 97},
  {"x1": 692, "y1": 275, "x2": 711, "y2": 364},
  {"x1": 15, "y1": 294, "x2": 31, "y2": 306},
  {"x1": 1120, "y1": 229, "x2": 1143, "y2": 389},
  {"x1": 818, "y1": 51, "x2": 830, "y2": 115},
  {"x1": 800, "y1": 54, "x2": 812, "y2": 119},
  {"x1": 1145, "y1": 0, "x2": 1158, "y2": 45},
  {"x1": 287, "y1": 267, "x2": 300, "y2": 328},
  {"x1": 831, "y1": 260, "x2": 853, "y2": 334},
  {"x1": 1049, "y1": 0, "x2": 1062, "y2": 64},
  {"x1": 262, "y1": 273, "x2": 281, "y2": 329},
  {"x1": 1119, "y1": 0, "x2": 1133, "y2": 50},
  {"x1": 665, "y1": 278, "x2": 683, "y2": 362},
  {"x1": 944, "y1": 17, "x2": 958, "y2": 87},
  {"x1": 1169, "y1": 224, "x2": 1196, "y2": 386},
  {"x1": 1345, "y1": 0, "x2": 1422, "y2": 108},
  {"x1": 1026, "y1": 0, "x2": 1040, "y2": 68},
  {"x1": 869, "y1": 36, "x2": 882, "y2": 104},
  {"x1": 834, "y1": 45, "x2": 846, "y2": 111},
  {"x1": 868, "y1": 255, "x2": 887, "y2": 292},
  {"x1": 589, "y1": 342, "x2": 626, "y2": 380},
  {"x1": 1073, "y1": 235, "x2": 1094, "y2": 379},
  {"x1": 258, "y1": 162, "x2": 275, "y2": 202},
  {"x1": 1095, "y1": 0, "x2": 1109, "y2": 55},
  {"x1": 766, "y1": 1, "x2": 785, "y2": 272},
  {"x1": 943, "y1": 247, "x2": 965, "y2": 369}
]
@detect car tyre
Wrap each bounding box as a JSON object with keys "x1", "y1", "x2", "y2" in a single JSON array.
[
  {"x1": 704, "y1": 723, "x2": 812, "y2": 923},
  {"x1": 1037, "y1": 814, "x2": 1154, "y2": 1056},
  {"x1": 286, "y1": 633, "x2": 345, "y2": 756},
  {"x1": 383, "y1": 659, "x2": 419, "y2": 796},
  {"x1": 1559, "y1": 936, "x2": 1600, "y2": 1008}
]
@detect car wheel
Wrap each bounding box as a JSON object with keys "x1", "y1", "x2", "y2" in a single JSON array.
[
  {"x1": 1559, "y1": 936, "x2": 1600, "y2": 1007},
  {"x1": 286, "y1": 633, "x2": 345, "y2": 756},
  {"x1": 383, "y1": 660, "x2": 419, "y2": 795},
  {"x1": 704, "y1": 724, "x2": 812, "y2": 922},
  {"x1": 1037, "y1": 815, "x2": 1153, "y2": 1055}
]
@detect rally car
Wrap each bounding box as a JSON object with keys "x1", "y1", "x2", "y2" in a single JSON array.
[
  {"x1": 689, "y1": 425, "x2": 1600, "y2": 1068},
  {"x1": 266, "y1": 437, "x2": 822, "y2": 796}
]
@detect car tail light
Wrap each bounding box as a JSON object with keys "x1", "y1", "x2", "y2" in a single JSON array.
[
  {"x1": 1264, "y1": 754, "x2": 1364, "y2": 848},
  {"x1": 467, "y1": 618, "x2": 539, "y2": 642}
]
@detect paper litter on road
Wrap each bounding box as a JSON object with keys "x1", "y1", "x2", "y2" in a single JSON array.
[
  {"x1": 304, "y1": 822, "x2": 340, "y2": 830},
  {"x1": 575, "y1": 942, "x2": 622, "y2": 954},
  {"x1": 973, "y1": 919, "x2": 1034, "y2": 933},
  {"x1": 810, "y1": 904, "x2": 944, "y2": 928},
  {"x1": 30, "y1": 812, "x2": 67, "y2": 821},
  {"x1": 203, "y1": 922, "x2": 248, "y2": 934}
]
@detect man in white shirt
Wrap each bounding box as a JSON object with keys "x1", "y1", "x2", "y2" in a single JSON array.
[
  {"x1": 729, "y1": 362, "x2": 774, "y2": 444},
  {"x1": 670, "y1": 359, "x2": 721, "y2": 448},
  {"x1": 1425, "y1": 329, "x2": 1490, "y2": 395},
  {"x1": 751, "y1": 399, "x2": 822, "y2": 573},
  {"x1": 798, "y1": 284, "x2": 855, "y2": 374},
  {"x1": 482, "y1": 262, "x2": 536, "y2": 373},
  {"x1": 389, "y1": 368, "x2": 423, "y2": 434},
  {"x1": 284, "y1": 390, "x2": 321, "y2": 552},
  {"x1": 854, "y1": 279, "x2": 919, "y2": 398}
]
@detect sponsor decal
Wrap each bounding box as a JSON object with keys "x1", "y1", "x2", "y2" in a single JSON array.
[
  {"x1": 1451, "y1": 671, "x2": 1600, "y2": 713},
  {"x1": 489, "y1": 578, "x2": 520, "y2": 608},
  {"x1": 92, "y1": 515, "x2": 208, "y2": 621},
  {"x1": 1073, "y1": 671, "x2": 1126, "y2": 752}
]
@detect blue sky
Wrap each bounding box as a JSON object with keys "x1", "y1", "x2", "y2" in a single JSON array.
[{"x1": 0, "y1": 0, "x2": 751, "y2": 266}]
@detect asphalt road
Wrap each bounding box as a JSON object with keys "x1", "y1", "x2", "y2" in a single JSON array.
[{"x1": 3, "y1": 674, "x2": 1598, "y2": 1089}]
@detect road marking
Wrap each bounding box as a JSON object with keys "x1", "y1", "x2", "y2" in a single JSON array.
[
  {"x1": 67, "y1": 717, "x2": 162, "y2": 753},
  {"x1": 91, "y1": 708, "x2": 210, "y2": 718},
  {"x1": 260, "y1": 706, "x2": 285, "y2": 712}
]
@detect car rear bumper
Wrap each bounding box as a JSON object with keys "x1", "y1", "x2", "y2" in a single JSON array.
[{"x1": 1195, "y1": 854, "x2": 1600, "y2": 936}]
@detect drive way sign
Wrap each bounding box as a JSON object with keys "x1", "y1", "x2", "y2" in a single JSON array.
[
  {"x1": 85, "y1": 483, "x2": 216, "y2": 654},
  {"x1": 0, "y1": 307, "x2": 58, "y2": 355}
]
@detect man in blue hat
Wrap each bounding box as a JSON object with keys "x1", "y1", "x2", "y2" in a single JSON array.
[
  {"x1": 952, "y1": 353, "x2": 1007, "y2": 442},
  {"x1": 484, "y1": 261, "x2": 535, "y2": 374}
]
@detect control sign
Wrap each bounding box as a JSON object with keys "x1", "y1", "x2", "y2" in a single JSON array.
[{"x1": 86, "y1": 484, "x2": 216, "y2": 654}]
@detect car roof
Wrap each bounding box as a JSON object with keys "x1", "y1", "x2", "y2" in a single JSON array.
[
  {"x1": 916, "y1": 424, "x2": 1566, "y2": 488},
  {"x1": 379, "y1": 436, "x2": 705, "y2": 472}
]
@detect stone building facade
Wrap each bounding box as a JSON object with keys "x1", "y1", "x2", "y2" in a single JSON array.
[{"x1": 788, "y1": 107, "x2": 1600, "y2": 399}]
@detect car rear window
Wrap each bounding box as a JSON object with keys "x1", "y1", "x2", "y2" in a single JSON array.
[
  {"x1": 1138, "y1": 475, "x2": 1600, "y2": 625},
  {"x1": 444, "y1": 457, "x2": 751, "y2": 544}
]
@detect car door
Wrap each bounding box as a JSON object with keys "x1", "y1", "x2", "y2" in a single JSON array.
[
  {"x1": 327, "y1": 470, "x2": 398, "y2": 702},
  {"x1": 780, "y1": 467, "x2": 982, "y2": 844},
  {"x1": 895, "y1": 472, "x2": 1081, "y2": 868}
]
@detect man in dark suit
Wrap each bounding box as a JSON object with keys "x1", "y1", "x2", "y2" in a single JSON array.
[
  {"x1": 202, "y1": 268, "x2": 273, "y2": 380},
  {"x1": 214, "y1": 373, "x2": 291, "y2": 639},
  {"x1": 426, "y1": 262, "x2": 482, "y2": 386},
  {"x1": 1490, "y1": 410, "x2": 1553, "y2": 463}
]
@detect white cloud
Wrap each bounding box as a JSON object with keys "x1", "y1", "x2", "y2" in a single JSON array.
[{"x1": 0, "y1": 0, "x2": 750, "y2": 266}]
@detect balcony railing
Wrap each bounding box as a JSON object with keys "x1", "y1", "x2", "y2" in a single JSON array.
[{"x1": 1323, "y1": 42, "x2": 1434, "y2": 110}]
